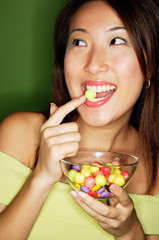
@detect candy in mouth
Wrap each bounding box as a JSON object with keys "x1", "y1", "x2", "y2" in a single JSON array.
[
  {"x1": 84, "y1": 84, "x2": 116, "y2": 102},
  {"x1": 85, "y1": 90, "x2": 97, "y2": 100}
]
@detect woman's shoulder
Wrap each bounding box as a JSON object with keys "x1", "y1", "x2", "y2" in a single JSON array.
[{"x1": 0, "y1": 111, "x2": 46, "y2": 169}]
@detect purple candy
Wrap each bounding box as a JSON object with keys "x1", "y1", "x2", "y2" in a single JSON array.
[
  {"x1": 97, "y1": 187, "x2": 105, "y2": 194},
  {"x1": 100, "y1": 191, "x2": 110, "y2": 198},
  {"x1": 80, "y1": 186, "x2": 89, "y2": 193},
  {"x1": 72, "y1": 165, "x2": 81, "y2": 171}
]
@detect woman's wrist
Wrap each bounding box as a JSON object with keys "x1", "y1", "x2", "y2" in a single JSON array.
[{"x1": 31, "y1": 168, "x2": 56, "y2": 192}]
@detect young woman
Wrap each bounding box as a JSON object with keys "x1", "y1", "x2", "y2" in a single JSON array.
[{"x1": 0, "y1": 0, "x2": 159, "y2": 239}]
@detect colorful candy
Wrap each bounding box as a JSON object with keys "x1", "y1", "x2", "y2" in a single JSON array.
[
  {"x1": 85, "y1": 90, "x2": 96, "y2": 100},
  {"x1": 67, "y1": 162, "x2": 130, "y2": 199}
]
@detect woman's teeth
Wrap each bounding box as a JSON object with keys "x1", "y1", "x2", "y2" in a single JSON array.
[
  {"x1": 86, "y1": 84, "x2": 116, "y2": 93},
  {"x1": 85, "y1": 84, "x2": 116, "y2": 102}
]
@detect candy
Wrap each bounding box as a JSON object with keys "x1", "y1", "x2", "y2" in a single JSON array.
[
  {"x1": 94, "y1": 170, "x2": 104, "y2": 177},
  {"x1": 84, "y1": 176, "x2": 95, "y2": 188},
  {"x1": 67, "y1": 161, "x2": 130, "y2": 199},
  {"x1": 92, "y1": 185, "x2": 101, "y2": 191},
  {"x1": 113, "y1": 169, "x2": 121, "y2": 175},
  {"x1": 85, "y1": 90, "x2": 96, "y2": 100},
  {"x1": 68, "y1": 169, "x2": 77, "y2": 182},
  {"x1": 100, "y1": 191, "x2": 110, "y2": 198},
  {"x1": 97, "y1": 187, "x2": 105, "y2": 194},
  {"x1": 113, "y1": 175, "x2": 125, "y2": 186},
  {"x1": 81, "y1": 167, "x2": 91, "y2": 177},
  {"x1": 72, "y1": 164, "x2": 81, "y2": 171},
  {"x1": 81, "y1": 186, "x2": 89, "y2": 193},
  {"x1": 74, "y1": 172, "x2": 85, "y2": 184},
  {"x1": 88, "y1": 190, "x2": 98, "y2": 197},
  {"x1": 73, "y1": 182, "x2": 81, "y2": 190},
  {"x1": 90, "y1": 163, "x2": 100, "y2": 174},
  {"x1": 121, "y1": 171, "x2": 130, "y2": 181},
  {"x1": 101, "y1": 166, "x2": 111, "y2": 175},
  {"x1": 95, "y1": 175, "x2": 106, "y2": 186},
  {"x1": 108, "y1": 174, "x2": 116, "y2": 183}
]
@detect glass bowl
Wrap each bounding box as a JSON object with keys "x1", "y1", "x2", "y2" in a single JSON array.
[{"x1": 60, "y1": 151, "x2": 139, "y2": 199}]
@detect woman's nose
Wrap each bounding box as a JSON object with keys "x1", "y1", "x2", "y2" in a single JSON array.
[{"x1": 84, "y1": 47, "x2": 109, "y2": 75}]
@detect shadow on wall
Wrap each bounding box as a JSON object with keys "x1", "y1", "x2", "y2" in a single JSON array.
[{"x1": 0, "y1": 0, "x2": 65, "y2": 122}]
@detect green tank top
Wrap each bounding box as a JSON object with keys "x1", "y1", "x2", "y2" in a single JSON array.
[{"x1": 0, "y1": 151, "x2": 159, "y2": 239}]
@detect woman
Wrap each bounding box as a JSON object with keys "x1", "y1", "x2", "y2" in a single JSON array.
[{"x1": 0, "y1": 0, "x2": 159, "y2": 239}]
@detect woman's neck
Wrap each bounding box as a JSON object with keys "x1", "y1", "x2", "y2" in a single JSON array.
[{"x1": 77, "y1": 117, "x2": 139, "y2": 155}]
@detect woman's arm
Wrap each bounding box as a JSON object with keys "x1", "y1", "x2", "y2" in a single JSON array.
[{"x1": 0, "y1": 96, "x2": 86, "y2": 240}]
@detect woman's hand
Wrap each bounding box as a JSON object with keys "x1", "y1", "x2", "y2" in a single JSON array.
[
  {"x1": 71, "y1": 184, "x2": 145, "y2": 239},
  {"x1": 34, "y1": 95, "x2": 86, "y2": 185}
]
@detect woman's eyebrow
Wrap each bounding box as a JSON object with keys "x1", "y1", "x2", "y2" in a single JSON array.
[
  {"x1": 68, "y1": 26, "x2": 127, "y2": 37},
  {"x1": 106, "y1": 26, "x2": 127, "y2": 32},
  {"x1": 69, "y1": 28, "x2": 88, "y2": 37}
]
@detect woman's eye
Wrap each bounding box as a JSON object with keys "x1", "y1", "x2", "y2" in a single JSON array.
[
  {"x1": 110, "y1": 37, "x2": 127, "y2": 45},
  {"x1": 72, "y1": 39, "x2": 86, "y2": 47}
]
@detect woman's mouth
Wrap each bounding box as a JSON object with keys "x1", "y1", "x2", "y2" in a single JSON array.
[{"x1": 82, "y1": 81, "x2": 116, "y2": 107}]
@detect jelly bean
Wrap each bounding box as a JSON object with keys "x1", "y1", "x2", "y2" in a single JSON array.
[
  {"x1": 72, "y1": 164, "x2": 81, "y2": 171},
  {"x1": 73, "y1": 182, "x2": 81, "y2": 191},
  {"x1": 100, "y1": 191, "x2": 110, "y2": 198},
  {"x1": 94, "y1": 170, "x2": 104, "y2": 177},
  {"x1": 101, "y1": 166, "x2": 111, "y2": 175},
  {"x1": 68, "y1": 169, "x2": 78, "y2": 182},
  {"x1": 89, "y1": 190, "x2": 98, "y2": 197},
  {"x1": 114, "y1": 175, "x2": 125, "y2": 186},
  {"x1": 92, "y1": 185, "x2": 101, "y2": 192},
  {"x1": 81, "y1": 167, "x2": 91, "y2": 177},
  {"x1": 97, "y1": 187, "x2": 105, "y2": 194},
  {"x1": 81, "y1": 164, "x2": 90, "y2": 170},
  {"x1": 84, "y1": 176, "x2": 95, "y2": 188},
  {"x1": 113, "y1": 169, "x2": 121, "y2": 175},
  {"x1": 121, "y1": 171, "x2": 130, "y2": 181},
  {"x1": 85, "y1": 90, "x2": 96, "y2": 100},
  {"x1": 90, "y1": 163, "x2": 100, "y2": 174},
  {"x1": 108, "y1": 174, "x2": 116, "y2": 183},
  {"x1": 95, "y1": 175, "x2": 106, "y2": 186},
  {"x1": 81, "y1": 186, "x2": 89, "y2": 193},
  {"x1": 74, "y1": 172, "x2": 85, "y2": 184}
]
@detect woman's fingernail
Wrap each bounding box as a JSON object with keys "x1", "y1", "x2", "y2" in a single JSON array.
[
  {"x1": 50, "y1": 102, "x2": 56, "y2": 106},
  {"x1": 70, "y1": 191, "x2": 77, "y2": 199},
  {"x1": 79, "y1": 95, "x2": 86, "y2": 101},
  {"x1": 110, "y1": 184, "x2": 118, "y2": 192},
  {"x1": 78, "y1": 191, "x2": 87, "y2": 201}
]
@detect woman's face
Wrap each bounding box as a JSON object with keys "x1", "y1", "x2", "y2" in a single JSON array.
[{"x1": 64, "y1": 1, "x2": 144, "y2": 127}]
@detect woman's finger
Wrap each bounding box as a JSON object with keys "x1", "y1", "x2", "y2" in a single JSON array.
[
  {"x1": 41, "y1": 122, "x2": 79, "y2": 138},
  {"x1": 41, "y1": 96, "x2": 86, "y2": 131},
  {"x1": 71, "y1": 191, "x2": 119, "y2": 219},
  {"x1": 45, "y1": 132, "x2": 81, "y2": 145},
  {"x1": 109, "y1": 184, "x2": 133, "y2": 208}
]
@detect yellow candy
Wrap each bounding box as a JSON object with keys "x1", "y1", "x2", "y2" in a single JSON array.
[
  {"x1": 81, "y1": 168, "x2": 91, "y2": 177},
  {"x1": 114, "y1": 175, "x2": 125, "y2": 187},
  {"x1": 74, "y1": 172, "x2": 85, "y2": 184},
  {"x1": 85, "y1": 90, "x2": 96, "y2": 100},
  {"x1": 92, "y1": 185, "x2": 101, "y2": 192},
  {"x1": 108, "y1": 174, "x2": 116, "y2": 183},
  {"x1": 113, "y1": 169, "x2": 122, "y2": 175},
  {"x1": 90, "y1": 164, "x2": 100, "y2": 174},
  {"x1": 73, "y1": 182, "x2": 81, "y2": 191}
]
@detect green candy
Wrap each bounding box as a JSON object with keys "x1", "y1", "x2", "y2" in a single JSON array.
[{"x1": 85, "y1": 90, "x2": 96, "y2": 100}]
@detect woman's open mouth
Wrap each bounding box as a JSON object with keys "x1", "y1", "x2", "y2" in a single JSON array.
[{"x1": 82, "y1": 80, "x2": 116, "y2": 107}]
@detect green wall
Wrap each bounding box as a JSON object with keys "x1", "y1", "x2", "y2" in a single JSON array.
[{"x1": 0, "y1": 0, "x2": 65, "y2": 121}]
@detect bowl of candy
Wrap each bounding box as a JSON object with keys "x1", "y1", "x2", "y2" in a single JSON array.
[{"x1": 60, "y1": 151, "x2": 139, "y2": 199}]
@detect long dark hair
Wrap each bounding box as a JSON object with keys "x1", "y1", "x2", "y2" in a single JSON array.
[{"x1": 52, "y1": 0, "x2": 159, "y2": 193}]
